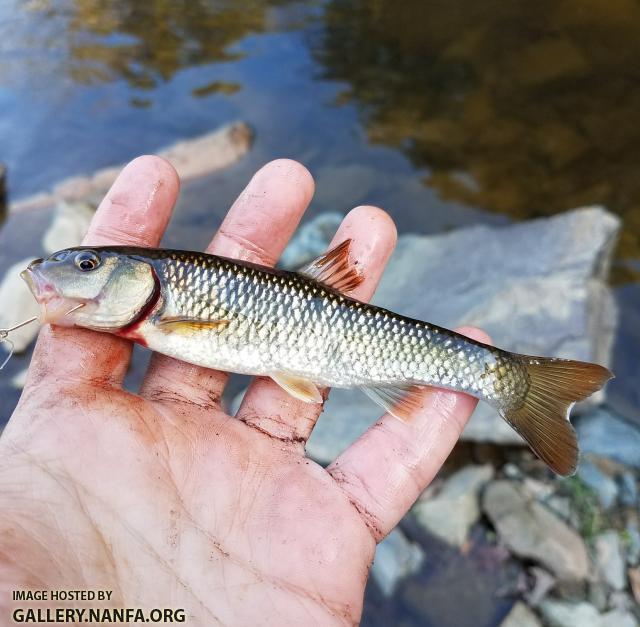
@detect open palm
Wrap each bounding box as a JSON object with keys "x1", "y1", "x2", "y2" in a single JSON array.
[{"x1": 0, "y1": 158, "x2": 488, "y2": 625}]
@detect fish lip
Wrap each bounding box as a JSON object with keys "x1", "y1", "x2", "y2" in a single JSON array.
[{"x1": 20, "y1": 266, "x2": 91, "y2": 325}]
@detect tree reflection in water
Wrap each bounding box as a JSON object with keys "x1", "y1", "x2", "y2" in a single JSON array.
[{"x1": 313, "y1": 0, "x2": 640, "y2": 279}]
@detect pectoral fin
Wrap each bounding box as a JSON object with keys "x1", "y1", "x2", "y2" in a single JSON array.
[
  {"x1": 157, "y1": 316, "x2": 229, "y2": 335},
  {"x1": 361, "y1": 383, "x2": 425, "y2": 422},
  {"x1": 298, "y1": 239, "x2": 363, "y2": 293},
  {"x1": 272, "y1": 372, "x2": 323, "y2": 404}
]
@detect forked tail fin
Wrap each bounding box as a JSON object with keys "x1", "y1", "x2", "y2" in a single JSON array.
[{"x1": 503, "y1": 357, "x2": 613, "y2": 476}]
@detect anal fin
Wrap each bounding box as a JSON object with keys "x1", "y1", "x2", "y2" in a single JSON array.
[
  {"x1": 272, "y1": 372, "x2": 323, "y2": 404},
  {"x1": 298, "y1": 239, "x2": 363, "y2": 293},
  {"x1": 362, "y1": 383, "x2": 425, "y2": 422}
]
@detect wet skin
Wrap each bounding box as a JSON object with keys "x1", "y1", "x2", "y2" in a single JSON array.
[{"x1": 0, "y1": 157, "x2": 489, "y2": 625}]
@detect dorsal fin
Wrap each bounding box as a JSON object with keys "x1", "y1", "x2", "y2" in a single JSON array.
[{"x1": 298, "y1": 240, "x2": 363, "y2": 293}]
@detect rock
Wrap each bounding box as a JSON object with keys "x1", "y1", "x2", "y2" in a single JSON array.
[
  {"x1": 626, "y1": 522, "x2": 640, "y2": 566},
  {"x1": 370, "y1": 528, "x2": 424, "y2": 597},
  {"x1": 279, "y1": 212, "x2": 344, "y2": 269},
  {"x1": 544, "y1": 495, "x2": 572, "y2": 522},
  {"x1": 11, "y1": 368, "x2": 28, "y2": 390},
  {"x1": 306, "y1": 387, "x2": 379, "y2": 463},
  {"x1": 539, "y1": 600, "x2": 601, "y2": 627},
  {"x1": 42, "y1": 200, "x2": 95, "y2": 254},
  {"x1": 525, "y1": 566, "x2": 556, "y2": 607},
  {"x1": 540, "y1": 600, "x2": 639, "y2": 627},
  {"x1": 157, "y1": 121, "x2": 253, "y2": 181},
  {"x1": 304, "y1": 207, "x2": 619, "y2": 458},
  {"x1": 503, "y1": 463, "x2": 524, "y2": 479},
  {"x1": 9, "y1": 191, "x2": 56, "y2": 213},
  {"x1": 0, "y1": 257, "x2": 42, "y2": 352},
  {"x1": 10, "y1": 121, "x2": 253, "y2": 215},
  {"x1": 589, "y1": 579, "x2": 610, "y2": 612},
  {"x1": 412, "y1": 464, "x2": 494, "y2": 547},
  {"x1": 52, "y1": 175, "x2": 95, "y2": 202},
  {"x1": 577, "y1": 408, "x2": 640, "y2": 469},
  {"x1": 617, "y1": 472, "x2": 638, "y2": 507},
  {"x1": 595, "y1": 531, "x2": 626, "y2": 591},
  {"x1": 523, "y1": 477, "x2": 555, "y2": 501},
  {"x1": 577, "y1": 460, "x2": 619, "y2": 509},
  {"x1": 607, "y1": 590, "x2": 634, "y2": 612},
  {"x1": 482, "y1": 480, "x2": 589, "y2": 581},
  {"x1": 500, "y1": 602, "x2": 542, "y2": 627},
  {"x1": 600, "y1": 610, "x2": 638, "y2": 627}
]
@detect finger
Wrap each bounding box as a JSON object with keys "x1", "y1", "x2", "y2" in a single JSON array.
[
  {"x1": 139, "y1": 159, "x2": 314, "y2": 409},
  {"x1": 27, "y1": 156, "x2": 179, "y2": 388},
  {"x1": 236, "y1": 205, "x2": 397, "y2": 446},
  {"x1": 327, "y1": 326, "x2": 491, "y2": 541}
]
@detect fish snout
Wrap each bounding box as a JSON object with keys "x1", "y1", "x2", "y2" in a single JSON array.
[{"x1": 20, "y1": 264, "x2": 57, "y2": 301}]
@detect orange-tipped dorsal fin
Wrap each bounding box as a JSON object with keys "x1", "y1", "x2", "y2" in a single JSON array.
[{"x1": 298, "y1": 240, "x2": 364, "y2": 293}]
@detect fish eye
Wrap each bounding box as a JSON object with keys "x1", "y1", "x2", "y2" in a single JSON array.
[{"x1": 74, "y1": 251, "x2": 101, "y2": 272}]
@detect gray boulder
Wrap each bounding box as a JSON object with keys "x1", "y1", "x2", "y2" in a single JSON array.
[
  {"x1": 538, "y1": 600, "x2": 612, "y2": 627},
  {"x1": 577, "y1": 408, "x2": 640, "y2": 469},
  {"x1": 601, "y1": 611, "x2": 638, "y2": 627},
  {"x1": 370, "y1": 528, "x2": 424, "y2": 597},
  {"x1": 500, "y1": 602, "x2": 542, "y2": 627},
  {"x1": 482, "y1": 480, "x2": 589, "y2": 582},
  {"x1": 412, "y1": 464, "x2": 494, "y2": 547},
  {"x1": 540, "y1": 601, "x2": 638, "y2": 627},
  {"x1": 278, "y1": 212, "x2": 344, "y2": 269},
  {"x1": 303, "y1": 207, "x2": 618, "y2": 460},
  {"x1": 577, "y1": 460, "x2": 619, "y2": 510},
  {"x1": 42, "y1": 200, "x2": 94, "y2": 254},
  {"x1": 594, "y1": 531, "x2": 626, "y2": 591}
]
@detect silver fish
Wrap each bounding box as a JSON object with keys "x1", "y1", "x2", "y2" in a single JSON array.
[{"x1": 21, "y1": 242, "x2": 613, "y2": 475}]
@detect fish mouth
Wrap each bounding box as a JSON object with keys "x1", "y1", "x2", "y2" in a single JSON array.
[{"x1": 20, "y1": 266, "x2": 93, "y2": 326}]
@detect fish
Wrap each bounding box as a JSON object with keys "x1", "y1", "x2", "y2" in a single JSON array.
[{"x1": 21, "y1": 241, "x2": 612, "y2": 476}]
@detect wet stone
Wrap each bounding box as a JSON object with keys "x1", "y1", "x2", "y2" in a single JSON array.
[
  {"x1": 577, "y1": 409, "x2": 640, "y2": 470},
  {"x1": 595, "y1": 531, "x2": 626, "y2": 591},
  {"x1": 617, "y1": 472, "x2": 638, "y2": 507},
  {"x1": 412, "y1": 464, "x2": 494, "y2": 547},
  {"x1": 482, "y1": 480, "x2": 589, "y2": 582},
  {"x1": 577, "y1": 460, "x2": 619, "y2": 510},
  {"x1": 370, "y1": 528, "x2": 424, "y2": 597},
  {"x1": 42, "y1": 200, "x2": 94, "y2": 254},
  {"x1": 500, "y1": 602, "x2": 542, "y2": 627}
]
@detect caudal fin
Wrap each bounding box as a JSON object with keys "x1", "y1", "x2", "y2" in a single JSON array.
[{"x1": 503, "y1": 357, "x2": 613, "y2": 476}]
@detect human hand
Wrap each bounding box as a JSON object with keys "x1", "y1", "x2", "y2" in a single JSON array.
[{"x1": 0, "y1": 158, "x2": 489, "y2": 625}]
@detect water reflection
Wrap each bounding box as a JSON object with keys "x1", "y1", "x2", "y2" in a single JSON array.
[
  {"x1": 313, "y1": 0, "x2": 640, "y2": 279},
  {"x1": 8, "y1": 0, "x2": 292, "y2": 96},
  {"x1": 3, "y1": 0, "x2": 640, "y2": 279}
]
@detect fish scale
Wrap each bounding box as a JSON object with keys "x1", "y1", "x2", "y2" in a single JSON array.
[{"x1": 149, "y1": 253, "x2": 528, "y2": 402}]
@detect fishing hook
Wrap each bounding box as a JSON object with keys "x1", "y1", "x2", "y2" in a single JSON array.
[{"x1": 0, "y1": 317, "x2": 38, "y2": 370}]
